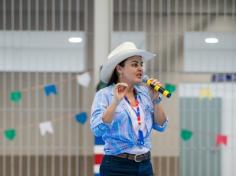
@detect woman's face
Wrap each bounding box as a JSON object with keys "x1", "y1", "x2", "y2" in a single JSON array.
[{"x1": 116, "y1": 55, "x2": 144, "y2": 85}]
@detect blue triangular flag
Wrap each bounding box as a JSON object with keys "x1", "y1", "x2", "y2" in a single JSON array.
[
  {"x1": 44, "y1": 84, "x2": 57, "y2": 96},
  {"x1": 75, "y1": 112, "x2": 87, "y2": 124}
]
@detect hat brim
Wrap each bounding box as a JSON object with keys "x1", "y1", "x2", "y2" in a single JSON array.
[{"x1": 100, "y1": 49, "x2": 156, "y2": 83}]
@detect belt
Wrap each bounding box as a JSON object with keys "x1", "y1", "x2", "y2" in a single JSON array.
[{"x1": 115, "y1": 151, "x2": 151, "y2": 162}]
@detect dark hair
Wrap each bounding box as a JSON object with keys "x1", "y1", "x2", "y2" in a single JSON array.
[{"x1": 107, "y1": 59, "x2": 126, "y2": 86}]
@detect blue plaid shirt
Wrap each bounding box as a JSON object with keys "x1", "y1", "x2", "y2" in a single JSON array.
[{"x1": 90, "y1": 84, "x2": 168, "y2": 155}]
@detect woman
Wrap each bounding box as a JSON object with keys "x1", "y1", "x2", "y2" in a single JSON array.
[{"x1": 90, "y1": 42, "x2": 168, "y2": 176}]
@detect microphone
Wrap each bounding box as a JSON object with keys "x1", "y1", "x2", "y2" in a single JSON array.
[{"x1": 142, "y1": 75, "x2": 171, "y2": 98}]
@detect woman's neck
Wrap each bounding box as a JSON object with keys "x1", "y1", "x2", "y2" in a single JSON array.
[
  {"x1": 125, "y1": 85, "x2": 137, "y2": 106},
  {"x1": 127, "y1": 86, "x2": 134, "y2": 93}
]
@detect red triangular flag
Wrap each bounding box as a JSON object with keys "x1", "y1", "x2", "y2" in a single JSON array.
[{"x1": 216, "y1": 134, "x2": 228, "y2": 146}]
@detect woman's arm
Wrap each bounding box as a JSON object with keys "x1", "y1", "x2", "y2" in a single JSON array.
[
  {"x1": 153, "y1": 103, "x2": 167, "y2": 126},
  {"x1": 145, "y1": 78, "x2": 168, "y2": 131},
  {"x1": 102, "y1": 82, "x2": 129, "y2": 123},
  {"x1": 101, "y1": 100, "x2": 118, "y2": 123},
  {"x1": 90, "y1": 83, "x2": 128, "y2": 136}
]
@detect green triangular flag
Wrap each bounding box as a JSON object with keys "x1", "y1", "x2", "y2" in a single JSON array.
[
  {"x1": 4, "y1": 129, "x2": 16, "y2": 140},
  {"x1": 10, "y1": 91, "x2": 22, "y2": 103},
  {"x1": 165, "y1": 83, "x2": 176, "y2": 93},
  {"x1": 181, "y1": 129, "x2": 193, "y2": 141}
]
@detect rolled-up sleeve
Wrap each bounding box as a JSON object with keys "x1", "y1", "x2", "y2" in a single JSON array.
[
  {"x1": 153, "y1": 118, "x2": 168, "y2": 132},
  {"x1": 90, "y1": 90, "x2": 111, "y2": 136},
  {"x1": 138, "y1": 85, "x2": 169, "y2": 133}
]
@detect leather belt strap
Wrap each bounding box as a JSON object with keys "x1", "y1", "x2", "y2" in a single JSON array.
[{"x1": 116, "y1": 151, "x2": 150, "y2": 162}]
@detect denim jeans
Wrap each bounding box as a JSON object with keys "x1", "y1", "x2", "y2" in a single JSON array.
[{"x1": 100, "y1": 155, "x2": 154, "y2": 176}]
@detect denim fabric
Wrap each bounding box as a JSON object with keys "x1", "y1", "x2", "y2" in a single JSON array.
[{"x1": 100, "y1": 155, "x2": 154, "y2": 176}]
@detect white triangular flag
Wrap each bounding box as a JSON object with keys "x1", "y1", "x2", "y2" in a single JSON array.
[
  {"x1": 77, "y1": 72, "x2": 91, "y2": 87},
  {"x1": 39, "y1": 121, "x2": 54, "y2": 136}
]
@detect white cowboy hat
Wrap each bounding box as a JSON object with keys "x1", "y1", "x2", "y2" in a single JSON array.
[{"x1": 100, "y1": 41, "x2": 156, "y2": 83}]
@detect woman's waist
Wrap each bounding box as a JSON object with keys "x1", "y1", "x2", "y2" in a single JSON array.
[
  {"x1": 105, "y1": 151, "x2": 151, "y2": 163},
  {"x1": 104, "y1": 141, "x2": 151, "y2": 155},
  {"x1": 124, "y1": 145, "x2": 150, "y2": 154}
]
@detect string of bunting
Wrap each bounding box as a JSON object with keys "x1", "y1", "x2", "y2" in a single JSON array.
[
  {"x1": 1, "y1": 72, "x2": 91, "y2": 141},
  {"x1": 2, "y1": 79, "x2": 230, "y2": 147},
  {"x1": 3, "y1": 111, "x2": 88, "y2": 141},
  {"x1": 180, "y1": 129, "x2": 228, "y2": 146},
  {"x1": 9, "y1": 72, "x2": 91, "y2": 103}
]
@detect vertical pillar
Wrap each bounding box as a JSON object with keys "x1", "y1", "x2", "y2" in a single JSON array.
[
  {"x1": 93, "y1": 1, "x2": 112, "y2": 175},
  {"x1": 94, "y1": 0, "x2": 112, "y2": 85}
]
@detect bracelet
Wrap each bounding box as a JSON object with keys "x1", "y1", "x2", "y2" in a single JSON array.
[{"x1": 153, "y1": 96, "x2": 162, "y2": 105}]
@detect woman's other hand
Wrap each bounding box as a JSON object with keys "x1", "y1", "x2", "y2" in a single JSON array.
[{"x1": 113, "y1": 83, "x2": 128, "y2": 103}]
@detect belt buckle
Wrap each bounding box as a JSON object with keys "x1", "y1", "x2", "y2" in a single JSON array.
[{"x1": 134, "y1": 154, "x2": 143, "y2": 162}]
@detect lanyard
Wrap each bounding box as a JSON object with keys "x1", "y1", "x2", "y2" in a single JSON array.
[
  {"x1": 124, "y1": 90, "x2": 144, "y2": 146},
  {"x1": 124, "y1": 96, "x2": 141, "y2": 125}
]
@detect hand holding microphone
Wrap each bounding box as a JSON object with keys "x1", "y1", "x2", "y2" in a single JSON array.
[{"x1": 142, "y1": 75, "x2": 171, "y2": 98}]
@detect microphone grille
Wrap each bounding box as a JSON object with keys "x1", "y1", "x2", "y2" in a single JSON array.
[{"x1": 142, "y1": 75, "x2": 149, "y2": 83}]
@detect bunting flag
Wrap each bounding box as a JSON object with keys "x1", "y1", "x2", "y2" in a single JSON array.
[
  {"x1": 75, "y1": 112, "x2": 87, "y2": 124},
  {"x1": 181, "y1": 129, "x2": 193, "y2": 141},
  {"x1": 10, "y1": 91, "x2": 22, "y2": 103},
  {"x1": 4, "y1": 129, "x2": 16, "y2": 141},
  {"x1": 39, "y1": 121, "x2": 54, "y2": 136},
  {"x1": 94, "y1": 136, "x2": 105, "y2": 176},
  {"x1": 164, "y1": 83, "x2": 176, "y2": 93},
  {"x1": 216, "y1": 134, "x2": 228, "y2": 146},
  {"x1": 77, "y1": 72, "x2": 91, "y2": 87},
  {"x1": 199, "y1": 88, "x2": 212, "y2": 100},
  {"x1": 44, "y1": 84, "x2": 57, "y2": 96}
]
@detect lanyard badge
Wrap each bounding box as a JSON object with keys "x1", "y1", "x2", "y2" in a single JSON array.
[
  {"x1": 138, "y1": 129, "x2": 144, "y2": 145},
  {"x1": 124, "y1": 91, "x2": 144, "y2": 146}
]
